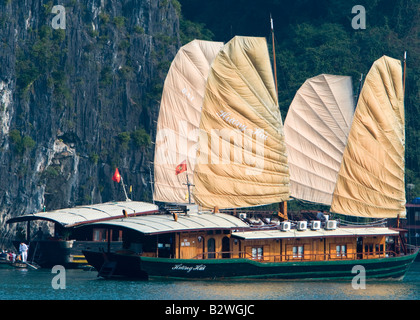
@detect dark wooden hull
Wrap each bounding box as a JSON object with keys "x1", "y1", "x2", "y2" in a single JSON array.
[
  {"x1": 0, "y1": 260, "x2": 15, "y2": 269},
  {"x1": 0, "y1": 260, "x2": 38, "y2": 269},
  {"x1": 83, "y1": 249, "x2": 419, "y2": 281},
  {"x1": 12, "y1": 240, "x2": 122, "y2": 269}
]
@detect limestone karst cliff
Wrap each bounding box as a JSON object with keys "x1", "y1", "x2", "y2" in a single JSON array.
[{"x1": 0, "y1": 0, "x2": 180, "y2": 242}]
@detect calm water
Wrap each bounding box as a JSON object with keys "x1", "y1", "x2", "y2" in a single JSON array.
[{"x1": 0, "y1": 262, "x2": 419, "y2": 300}]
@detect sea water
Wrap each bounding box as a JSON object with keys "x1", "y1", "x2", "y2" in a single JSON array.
[{"x1": 0, "y1": 262, "x2": 419, "y2": 301}]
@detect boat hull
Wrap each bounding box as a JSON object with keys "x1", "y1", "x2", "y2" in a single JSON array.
[
  {"x1": 0, "y1": 260, "x2": 38, "y2": 269},
  {"x1": 0, "y1": 260, "x2": 14, "y2": 269},
  {"x1": 83, "y1": 249, "x2": 419, "y2": 281},
  {"x1": 11, "y1": 240, "x2": 123, "y2": 269}
]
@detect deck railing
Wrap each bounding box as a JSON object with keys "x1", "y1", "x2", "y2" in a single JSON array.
[{"x1": 191, "y1": 250, "x2": 405, "y2": 262}]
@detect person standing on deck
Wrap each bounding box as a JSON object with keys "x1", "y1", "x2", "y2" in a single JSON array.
[{"x1": 19, "y1": 242, "x2": 28, "y2": 262}]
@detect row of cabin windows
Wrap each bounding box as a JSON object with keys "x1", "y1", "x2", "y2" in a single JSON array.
[
  {"x1": 365, "y1": 244, "x2": 384, "y2": 254},
  {"x1": 250, "y1": 245, "x2": 350, "y2": 259},
  {"x1": 250, "y1": 245, "x2": 347, "y2": 259},
  {"x1": 293, "y1": 245, "x2": 348, "y2": 258},
  {"x1": 250, "y1": 243, "x2": 385, "y2": 260}
]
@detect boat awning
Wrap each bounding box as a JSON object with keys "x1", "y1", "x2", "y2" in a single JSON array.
[
  {"x1": 76, "y1": 212, "x2": 249, "y2": 235},
  {"x1": 232, "y1": 227, "x2": 400, "y2": 240},
  {"x1": 6, "y1": 201, "x2": 159, "y2": 228}
]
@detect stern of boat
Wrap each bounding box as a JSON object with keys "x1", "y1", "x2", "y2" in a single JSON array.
[{"x1": 82, "y1": 250, "x2": 148, "y2": 279}]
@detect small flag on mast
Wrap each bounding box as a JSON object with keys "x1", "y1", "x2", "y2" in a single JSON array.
[
  {"x1": 175, "y1": 160, "x2": 187, "y2": 175},
  {"x1": 112, "y1": 168, "x2": 121, "y2": 183},
  {"x1": 112, "y1": 168, "x2": 130, "y2": 201}
]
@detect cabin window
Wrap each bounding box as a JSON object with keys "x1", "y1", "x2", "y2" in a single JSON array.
[
  {"x1": 207, "y1": 238, "x2": 216, "y2": 259},
  {"x1": 365, "y1": 244, "x2": 374, "y2": 257},
  {"x1": 93, "y1": 229, "x2": 100, "y2": 241},
  {"x1": 251, "y1": 247, "x2": 263, "y2": 260},
  {"x1": 293, "y1": 245, "x2": 304, "y2": 258},
  {"x1": 222, "y1": 237, "x2": 230, "y2": 258},
  {"x1": 93, "y1": 228, "x2": 107, "y2": 242},
  {"x1": 375, "y1": 244, "x2": 385, "y2": 256},
  {"x1": 336, "y1": 245, "x2": 347, "y2": 257}
]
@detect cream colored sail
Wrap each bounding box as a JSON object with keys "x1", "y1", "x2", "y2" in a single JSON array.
[
  {"x1": 153, "y1": 40, "x2": 223, "y2": 203},
  {"x1": 284, "y1": 75, "x2": 354, "y2": 205},
  {"x1": 331, "y1": 56, "x2": 406, "y2": 218},
  {"x1": 193, "y1": 36, "x2": 290, "y2": 209}
]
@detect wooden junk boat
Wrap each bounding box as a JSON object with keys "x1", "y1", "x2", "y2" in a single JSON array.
[
  {"x1": 82, "y1": 203, "x2": 417, "y2": 280},
  {"x1": 81, "y1": 37, "x2": 418, "y2": 280}
]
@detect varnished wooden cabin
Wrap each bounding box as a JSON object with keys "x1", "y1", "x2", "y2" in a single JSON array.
[
  {"x1": 94, "y1": 210, "x2": 400, "y2": 263},
  {"x1": 142, "y1": 226, "x2": 398, "y2": 262}
]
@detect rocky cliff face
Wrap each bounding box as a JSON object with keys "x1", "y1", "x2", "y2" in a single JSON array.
[{"x1": 0, "y1": 0, "x2": 179, "y2": 241}]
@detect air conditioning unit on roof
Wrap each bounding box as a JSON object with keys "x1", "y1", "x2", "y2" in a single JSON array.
[
  {"x1": 325, "y1": 220, "x2": 337, "y2": 230},
  {"x1": 297, "y1": 221, "x2": 307, "y2": 231},
  {"x1": 280, "y1": 221, "x2": 291, "y2": 231},
  {"x1": 311, "y1": 220, "x2": 321, "y2": 230}
]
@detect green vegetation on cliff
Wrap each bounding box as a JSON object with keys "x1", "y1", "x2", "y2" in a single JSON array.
[{"x1": 179, "y1": 0, "x2": 420, "y2": 201}]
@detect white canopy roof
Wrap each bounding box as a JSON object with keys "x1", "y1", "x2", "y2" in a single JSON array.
[
  {"x1": 80, "y1": 212, "x2": 249, "y2": 235},
  {"x1": 6, "y1": 201, "x2": 159, "y2": 227},
  {"x1": 232, "y1": 227, "x2": 399, "y2": 240}
]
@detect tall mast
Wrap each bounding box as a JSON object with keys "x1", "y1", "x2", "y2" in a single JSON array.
[
  {"x1": 403, "y1": 51, "x2": 407, "y2": 94},
  {"x1": 270, "y1": 14, "x2": 278, "y2": 97},
  {"x1": 271, "y1": 15, "x2": 288, "y2": 221},
  {"x1": 183, "y1": 174, "x2": 194, "y2": 204},
  {"x1": 356, "y1": 73, "x2": 363, "y2": 106}
]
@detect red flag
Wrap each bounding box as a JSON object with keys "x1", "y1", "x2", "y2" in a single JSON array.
[
  {"x1": 112, "y1": 168, "x2": 121, "y2": 183},
  {"x1": 175, "y1": 160, "x2": 187, "y2": 175}
]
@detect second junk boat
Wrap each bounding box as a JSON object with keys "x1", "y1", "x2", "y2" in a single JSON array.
[{"x1": 81, "y1": 36, "x2": 418, "y2": 280}]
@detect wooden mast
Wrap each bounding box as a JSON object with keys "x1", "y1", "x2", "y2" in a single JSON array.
[
  {"x1": 403, "y1": 51, "x2": 407, "y2": 94},
  {"x1": 183, "y1": 173, "x2": 194, "y2": 204},
  {"x1": 270, "y1": 15, "x2": 288, "y2": 221},
  {"x1": 356, "y1": 73, "x2": 363, "y2": 105},
  {"x1": 399, "y1": 51, "x2": 406, "y2": 231},
  {"x1": 270, "y1": 14, "x2": 278, "y2": 96}
]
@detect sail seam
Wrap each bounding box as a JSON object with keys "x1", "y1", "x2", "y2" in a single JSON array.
[
  {"x1": 355, "y1": 95, "x2": 404, "y2": 170},
  {"x1": 289, "y1": 180, "x2": 334, "y2": 202},
  {"x1": 360, "y1": 62, "x2": 404, "y2": 158},
  {"x1": 323, "y1": 75, "x2": 355, "y2": 131},
  {"x1": 194, "y1": 170, "x2": 289, "y2": 186},
  {"x1": 221, "y1": 38, "x2": 282, "y2": 134},
  {"x1": 207, "y1": 67, "x2": 283, "y2": 143},
  {"x1": 306, "y1": 77, "x2": 351, "y2": 142},
  {"x1": 332, "y1": 192, "x2": 405, "y2": 214},
  {"x1": 288, "y1": 161, "x2": 339, "y2": 185},
  {"x1": 234, "y1": 37, "x2": 280, "y2": 123},
  {"x1": 285, "y1": 108, "x2": 346, "y2": 160},
  {"x1": 338, "y1": 154, "x2": 404, "y2": 196},
  {"x1": 199, "y1": 91, "x2": 286, "y2": 160}
]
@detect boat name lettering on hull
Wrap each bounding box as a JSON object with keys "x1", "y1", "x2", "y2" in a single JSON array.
[{"x1": 172, "y1": 264, "x2": 206, "y2": 273}]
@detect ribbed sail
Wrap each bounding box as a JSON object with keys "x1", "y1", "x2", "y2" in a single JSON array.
[
  {"x1": 331, "y1": 56, "x2": 406, "y2": 218},
  {"x1": 284, "y1": 75, "x2": 354, "y2": 205},
  {"x1": 193, "y1": 36, "x2": 290, "y2": 209},
  {"x1": 153, "y1": 40, "x2": 224, "y2": 203}
]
